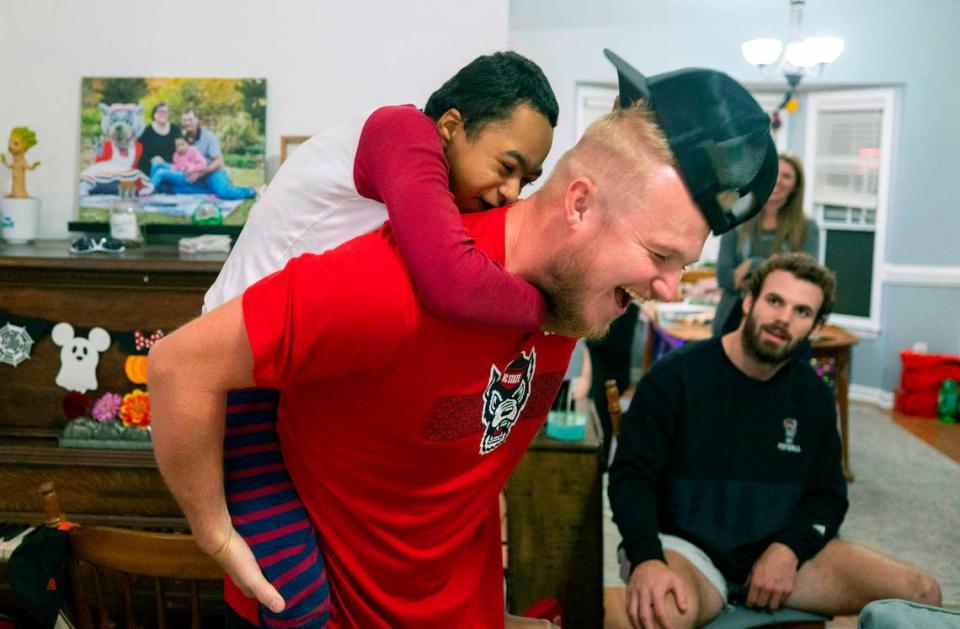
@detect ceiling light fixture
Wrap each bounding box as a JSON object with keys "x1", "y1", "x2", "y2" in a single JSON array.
[{"x1": 742, "y1": 0, "x2": 844, "y2": 124}]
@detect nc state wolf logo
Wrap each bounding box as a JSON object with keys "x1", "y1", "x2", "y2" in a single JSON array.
[{"x1": 479, "y1": 348, "x2": 536, "y2": 455}]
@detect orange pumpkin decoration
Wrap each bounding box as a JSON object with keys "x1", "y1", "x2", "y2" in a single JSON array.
[{"x1": 124, "y1": 355, "x2": 149, "y2": 384}]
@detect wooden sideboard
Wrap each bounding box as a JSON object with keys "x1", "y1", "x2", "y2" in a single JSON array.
[
  {"x1": 0, "y1": 241, "x2": 226, "y2": 528},
  {"x1": 506, "y1": 409, "x2": 604, "y2": 629},
  {"x1": 0, "y1": 241, "x2": 227, "y2": 619}
]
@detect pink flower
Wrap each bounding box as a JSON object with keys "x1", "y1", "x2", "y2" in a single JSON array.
[{"x1": 92, "y1": 392, "x2": 122, "y2": 422}]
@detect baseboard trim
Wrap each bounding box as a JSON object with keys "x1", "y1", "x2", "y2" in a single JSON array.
[{"x1": 850, "y1": 384, "x2": 894, "y2": 409}]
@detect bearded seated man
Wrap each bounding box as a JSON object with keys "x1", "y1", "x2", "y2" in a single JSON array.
[{"x1": 608, "y1": 253, "x2": 942, "y2": 629}]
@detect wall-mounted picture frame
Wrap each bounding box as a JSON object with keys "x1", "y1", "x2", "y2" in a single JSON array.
[
  {"x1": 75, "y1": 77, "x2": 266, "y2": 235},
  {"x1": 280, "y1": 135, "x2": 310, "y2": 165}
]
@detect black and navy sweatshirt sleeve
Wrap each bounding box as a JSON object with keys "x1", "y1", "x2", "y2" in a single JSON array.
[
  {"x1": 772, "y1": 385, "x2": 849, "y2": 565},
  {"x1": 608, "y1": 352, "x2": 683, "y2": 572}
]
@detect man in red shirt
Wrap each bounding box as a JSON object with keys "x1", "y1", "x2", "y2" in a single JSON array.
[{"x1": 150, "y1": 53, "x2": 779, "y2": 628}]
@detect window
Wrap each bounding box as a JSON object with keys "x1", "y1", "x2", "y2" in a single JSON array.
[
  {"x1": 803, "y1": 88, "x2": 898, "y2": 333},
  {"x1": 574, "y1": 84, "x2": 617, "y2": 139}
]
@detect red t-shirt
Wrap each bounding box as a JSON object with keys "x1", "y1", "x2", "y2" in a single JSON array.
[{"x1": 234, "y1": 207, "x2": 575, "y2": 627}]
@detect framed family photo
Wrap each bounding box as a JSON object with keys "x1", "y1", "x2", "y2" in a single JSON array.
[{"x1": 75, "y1": 77, "x2": 266, "y2": 233}]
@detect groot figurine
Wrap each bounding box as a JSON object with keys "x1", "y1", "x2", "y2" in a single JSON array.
[{"x1": 1, "y1": 127, "x2": 40, "y2": 198}]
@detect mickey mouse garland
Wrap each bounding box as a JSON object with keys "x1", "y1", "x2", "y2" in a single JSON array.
[
  {"x1": 52, "y1": 322, "x2": 110, "y2": 393},
  {"x1": 132, "y1": 330, "x2": 164, "y2": 352},
  {"x1": 0, "y1": 309, "x2": 161, "y2": 449},
  {"x1": 0, "y1": 308, "x2": 162, "y2": 386},
  {"x1": 124, "y1": 330, "x2": 163, "y2": 385}
]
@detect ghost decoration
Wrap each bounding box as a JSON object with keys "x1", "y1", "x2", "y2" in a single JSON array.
[{"x1": 52, "y1": 322, "x2": 111, "y2": 393}]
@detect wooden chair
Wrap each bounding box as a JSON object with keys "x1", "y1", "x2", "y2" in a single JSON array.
[
  {"x1": 604, "y1": 378, "x2": 624, "y2": 438},
  {"x1": 38, "y1": 481, "x2": 223, "y2": 629}
]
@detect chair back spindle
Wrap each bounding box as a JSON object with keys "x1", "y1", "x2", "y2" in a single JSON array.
[{"x1": 605, "y1": 379, "x2": 624, "y2": 437}]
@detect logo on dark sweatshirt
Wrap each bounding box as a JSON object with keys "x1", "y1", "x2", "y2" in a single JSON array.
[{"x1": 778, "y1": 417, "x2": 801, "y2": 453}]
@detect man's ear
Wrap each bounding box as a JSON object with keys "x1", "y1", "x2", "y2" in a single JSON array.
[
  {"x1": 741, "y1": 292, "x2": 754, "y2": 316},
  {"x1": 563, "y1": 177, "x2": 596, "y2": 231},
  {"x1": 436, "y1": 108, "x2": 464, "y2": 147}
]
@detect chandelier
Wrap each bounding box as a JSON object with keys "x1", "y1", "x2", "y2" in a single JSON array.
[{"x1": 741, "y1": 0, "x2": 844, "y2": 122}]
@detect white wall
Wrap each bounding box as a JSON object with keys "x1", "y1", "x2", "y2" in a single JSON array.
[{"x1": 0, "y1": 0, "x2": 509, "y2": 238}]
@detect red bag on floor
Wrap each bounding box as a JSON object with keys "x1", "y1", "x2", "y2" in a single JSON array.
[
  {"x1": 895, "y1": 351, "x2": 960, "y2": 418},
  {"x1": 521, "y1": 598, "x2": 564, "y2": 627}
]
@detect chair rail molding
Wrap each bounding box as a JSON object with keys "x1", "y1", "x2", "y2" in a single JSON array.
[{"x1": 883, "y1": 264, "x2": 960, "y2": 287}]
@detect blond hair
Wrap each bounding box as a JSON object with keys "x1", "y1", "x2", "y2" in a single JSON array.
[{"x1": 540, "y1": 102, "x2": 675, "y2": 214}]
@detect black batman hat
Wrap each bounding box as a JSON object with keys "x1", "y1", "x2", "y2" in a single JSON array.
[{"x1": 604, "y1": 48, "x2": 778, "y2": 235}]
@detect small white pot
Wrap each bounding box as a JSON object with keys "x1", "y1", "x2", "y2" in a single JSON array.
[{"x1": 1, "y1": 197, "x2": 41, "y2": 244}]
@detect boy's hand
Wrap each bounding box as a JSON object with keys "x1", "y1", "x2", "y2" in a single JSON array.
[{"x1": 207, "y1": 525, "x2": 286, "y2": 614}]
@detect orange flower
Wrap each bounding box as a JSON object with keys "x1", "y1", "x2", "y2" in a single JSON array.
[{"x1": 119, "y1": 389, "x2": 151, "y2": 429}]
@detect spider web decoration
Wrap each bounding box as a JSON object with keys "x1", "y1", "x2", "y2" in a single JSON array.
[{"x1": 0, "y1": 322, "x2": 34, "y2": 367}]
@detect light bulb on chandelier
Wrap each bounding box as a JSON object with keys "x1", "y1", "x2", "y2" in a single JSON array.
[{"x1": 741, "y1": 0, "x2": 844, "y2": 124}]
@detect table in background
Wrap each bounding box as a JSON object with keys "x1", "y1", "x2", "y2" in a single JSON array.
[
  {"x1": 505, "y1": 404, "x2": 604, "y2": 629},
  {"x1": 642, "y1": 309, "x2": 859, "y2": 482}
]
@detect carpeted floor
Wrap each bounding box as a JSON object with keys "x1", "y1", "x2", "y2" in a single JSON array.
[
  {"x1": 840, "y1": 403, "x2": 960, "y2": 605},
  {"x1": 602, "y1": 402, "x2": 960, "y2": 613}
]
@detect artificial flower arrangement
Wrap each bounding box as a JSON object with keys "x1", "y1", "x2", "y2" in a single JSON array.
[
  {"x1": 810, "y1": 356, "x2": 838, "y2": 390},
  {"x1": 59, "y1": 389, "x2": 152, "y2": 450}
]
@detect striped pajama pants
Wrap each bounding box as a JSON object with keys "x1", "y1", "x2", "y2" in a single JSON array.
[{"x1": 224, "y1": 388, "x2": 330, "y2": 628}]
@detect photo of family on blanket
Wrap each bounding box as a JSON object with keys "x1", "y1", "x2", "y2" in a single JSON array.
[{"x1": 77, "y1": 77, "x2": 265, "y2": 224}]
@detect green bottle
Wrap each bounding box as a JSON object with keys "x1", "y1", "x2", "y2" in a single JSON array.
[{"x1": 938, "y1": 378, "x2": 958, "y2": 423}]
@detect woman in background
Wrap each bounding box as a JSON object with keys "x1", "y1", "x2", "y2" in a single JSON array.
[
  {"x1": 713, "y1": 153, "x2": 819, "y2": 335},
  {"x1": 137, "y1": 102, "x2": 179, "y2": 176}
]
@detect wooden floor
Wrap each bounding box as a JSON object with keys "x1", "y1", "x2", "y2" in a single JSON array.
[{"x1": 893, "y1": 411, "x2": 960, "y2": 464}]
